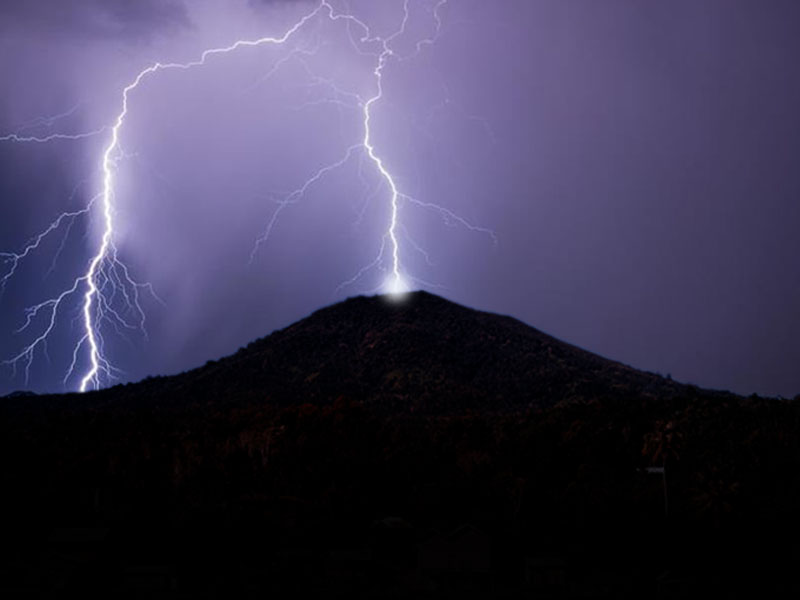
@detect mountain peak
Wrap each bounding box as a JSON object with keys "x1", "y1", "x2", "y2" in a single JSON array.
[{"x1": 124, "y1": 291, "x2": 682, "y2": 414}]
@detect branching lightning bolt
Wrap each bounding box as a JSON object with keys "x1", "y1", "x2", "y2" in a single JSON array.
[
  {"x1": 1, "y1": 0, "x2": 494, "y2": 393},
  {"x1": 0, "y1": 128, "x2": 108, "y2": 144},
  {"x1": 250, "y1": 0, "x2": 494, "y2": 296}
]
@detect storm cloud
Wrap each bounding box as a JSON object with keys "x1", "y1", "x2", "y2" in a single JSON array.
[
  {"x1": 0, "y1": 0, "x2": 189, "y2": 40},
  {"x1": 2, "y1": 0, "x2": 800, "y2": 398}
]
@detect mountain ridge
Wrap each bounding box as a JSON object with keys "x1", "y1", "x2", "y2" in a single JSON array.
[
  {"x1": 3, "y1": 292, "x2": 799, "y2": 597},
  {"x1": 75, "y1": 290, "x2": 692, "y2": 413}
]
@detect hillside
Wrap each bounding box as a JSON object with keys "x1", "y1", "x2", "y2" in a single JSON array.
[
  {"x1": 1, "y1": 293, "x2": 799, "y2": 598},
  {"x1": 81, "y1": 290, "x2": 684, "y2": 413}
]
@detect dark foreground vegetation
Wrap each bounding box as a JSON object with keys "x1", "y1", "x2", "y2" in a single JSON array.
[{"x1": 2, "y1": 293, "x2": 799, "y2": 598}]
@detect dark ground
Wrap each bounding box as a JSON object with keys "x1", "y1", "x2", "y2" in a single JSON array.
[{"x1": 2, "y1": 292, "x2": 799, "y2": 598}]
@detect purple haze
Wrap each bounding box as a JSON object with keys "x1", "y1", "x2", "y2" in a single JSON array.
[{"x1": 1, "y1": 0, "x2": 799, "y2": 398}]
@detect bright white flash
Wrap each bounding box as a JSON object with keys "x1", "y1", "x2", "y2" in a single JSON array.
[{"x1": 1, "y1": 0, "x2": 494, "y2": 393}]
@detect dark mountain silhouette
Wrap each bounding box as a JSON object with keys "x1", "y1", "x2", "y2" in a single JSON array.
[
  {"x1": 2, "y1": 292, "x2": 799, "y2": 598},
  {"x1": 103, "y1": 290, "x2": 684, "y2": 413}
]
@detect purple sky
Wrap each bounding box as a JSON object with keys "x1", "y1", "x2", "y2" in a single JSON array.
[{"x1": 1, "y1": 0, "x2": 799, "y2": 398}]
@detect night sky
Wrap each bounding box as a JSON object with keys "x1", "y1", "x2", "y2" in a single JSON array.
[{"x1": 1, "y1": 0, "x2": 799, "y2": 398}]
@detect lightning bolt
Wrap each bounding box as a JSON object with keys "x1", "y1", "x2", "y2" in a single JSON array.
[
  {"x1": 10, "y1": 102, "x2": 83, "y2": 132},
  {"x1": 247, "y1": 1, "x2": 413, "y2": 293},
  {"x1": 0, "y1": 128, "x2": 107, "y2": 144},
  {"x1": 250, "y1": 0, "x2": 494, "y2": 295},
  {"x1": 73, "y1": 1, "x2": 336, "y2": 392},
  {"x1": 0, "y1": 102, "x2": 107, "y2": 143},
  {"x1": 2, "y1": 0, "x2": 494, "y2": 393},
  {"x1": 0, "y1": 184, "x2": 95, "y2": 296}
]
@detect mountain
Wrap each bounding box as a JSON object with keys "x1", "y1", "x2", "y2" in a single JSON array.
[
  {"x1": 106, "y1": 290, "x2": 684, "y2": 413},
  {"x1": 2, "y1": 293, "x2": 799, "y2": 598}
]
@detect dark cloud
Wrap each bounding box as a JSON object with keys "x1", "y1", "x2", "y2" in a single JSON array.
[
  {"x1": 247, "y1": 0, "x2": 316, "y2": 8},
  {"x1": 0, "y1": 0, "x2": 189, "y2": 41},
  {"x1": 2, "y1": 0, "x2": 800, "y2": 399}
]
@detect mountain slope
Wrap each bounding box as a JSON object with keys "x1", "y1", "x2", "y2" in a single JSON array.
[
  {"x1": 4, "y1": 293, "x2": 800, "y2": 597},
  {"x1": 126, "y1": 291, "x2": 683, "y2": 413}
]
